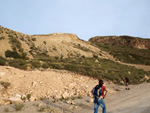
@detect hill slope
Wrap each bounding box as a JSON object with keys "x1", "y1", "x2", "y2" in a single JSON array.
[
  {"x1": 89, "y1": 35, "x2": 150, "y2": 50},
  {"x1": 89, "y1": 36, "x2": 150, "y2": 65},
  {"x1": 0, "y1": 26, "x2": 150, "y2": 84},
  {"x1": 0, "y1": 26, "x2": 108, "y2": 59}
]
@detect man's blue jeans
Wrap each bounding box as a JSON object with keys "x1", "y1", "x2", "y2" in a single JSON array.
[{"x1": 94, "y1": 98, "x2": 106, "y2": 113}]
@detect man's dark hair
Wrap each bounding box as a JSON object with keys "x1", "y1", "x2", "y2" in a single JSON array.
[{"x1": 99, "y1": 79, "x2": 103, "y2": 86}]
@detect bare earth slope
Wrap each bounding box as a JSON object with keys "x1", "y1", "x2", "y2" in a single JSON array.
[
  {"x1": 0, "y1": 26, "x2": 109, "y2": 59},
  {"x1": 0, "y1": 66, "x2": 116, "y2": 104}
]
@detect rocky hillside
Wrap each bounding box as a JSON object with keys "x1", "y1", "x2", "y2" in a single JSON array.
[
  {"x1": 0, "y1": 26, "x2": 150, "y2": 83},
  {"x1": 0, "y1": 26, "x2": 108, "y2": 59},
  {"x1": 89, "y1": 36, "x2": 150, "y2": 65},
  {"x1": 89, "y1": 36, "x2": 150, "y2": 50},
  {"x1": 0, "y1": 66, "x2": 117, "y2": 105}
]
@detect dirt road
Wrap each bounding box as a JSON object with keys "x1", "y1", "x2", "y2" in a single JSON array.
[
  {"x1": 1, "y1": 83, "x2": 149, "y2": 113},
  {"x1": 106, "y1": 83, "x2": 150, "y2": 113},
  {"x1": 72, "y1": 82, "x2": 150, "y2": 113}
]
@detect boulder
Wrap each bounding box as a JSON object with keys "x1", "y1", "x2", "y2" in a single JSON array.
[
  {"x1": 29, "y1": 96, "x2": 36, "y2": 102},
  {"x1": 62, "y1": 92, "x2": 69, "y2": 99},
  {"x1": 8, "y1": 97, "x2": 22, "y2": 104},
  {"x1": 144, "y1": 75, "x2": 150, "y2": 80},
  {"x1": 53, "y1": 94, "x2": 62, "y2": 100},
  {"x1": 95, "y1": 59, "x2": 99, "y2": 63}
]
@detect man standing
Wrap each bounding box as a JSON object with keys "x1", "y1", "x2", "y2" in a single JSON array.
[
  {"x1": 92, "y1": 79, "x2": 108, "y2": 113},
  {"x1": 125, "y1": 77, "x2": 130, "y2": 90}
]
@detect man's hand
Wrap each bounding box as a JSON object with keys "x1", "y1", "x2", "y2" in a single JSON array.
[
  {"x1": 103, "y1": 95, "x2": 105, "y2": 99},
  {"x1": 95, "y1": 96, "x2": 99, "y2": 99}
]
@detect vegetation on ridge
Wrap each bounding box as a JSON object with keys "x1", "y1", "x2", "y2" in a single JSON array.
[
  {"x1": 89, "y1": 36, "x2": 150, "y2": 65},
  {"x1": 95, "y1": 44, "x2": 150, "y2": 65},
  {"x1": 0, "y1": 55, "x2": 149, "y2": 84}
]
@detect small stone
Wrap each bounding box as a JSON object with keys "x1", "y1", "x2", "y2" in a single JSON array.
[
  {"x1": 62, "y1": 92, "x2": 69, "y2": 99},
  {"x1": 67, "y1": 100, "x2": 76, "y2": 105},
  {"x1": 75, "y1": 106, "x2": 78, "y2": 109},
  {"x1": 15, "y1": 94, "x2": 21, "y2": 99},
  {"x1": 88, "y1": 98, "x2": 94, "y2": 103},
  {"x1": 21, "y1": 95, "x2": 26, "y2": 99},
  {"x1": 29, "y1": 96, "x2": 36, "y2": 102},
  {"x1": 32, "y1": 81, "x2": 37, "y2": 88},
  {"x1": 18, "y1": 75, "x2": 25, "y2": 79},
  {"x1": 145, "y1": 75, "x2": 150, "y2": 80},
  {"x1": 53, "y1": 95, "x2": 62, "y2": 100},
  {"x1": 4, "y1": 101, "x2": 10, "y2": 105},
  {"x1": 25, "y1": 100, "x2": 28, "y2": 102},
  {"x1": 95, "y1": 59, "x2": 99, "y2": 63},
  {"x1": 68, "y1": 82, "x2": 76, "y2": 89},
  {"x1": 37, "y1": 103, "x2": 43, "y2": 107}
]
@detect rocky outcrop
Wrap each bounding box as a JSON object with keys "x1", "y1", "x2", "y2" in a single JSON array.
[{"x1": 89, "y1": 36, "x2": 150, "y2": 50}]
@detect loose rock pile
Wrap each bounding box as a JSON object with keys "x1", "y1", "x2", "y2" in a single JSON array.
[{"x1": 0, "y1": 66, "x2": 115, "y2": 105}]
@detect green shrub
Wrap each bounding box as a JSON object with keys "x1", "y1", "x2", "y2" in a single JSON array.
[
  {"x1": 30, "y1": 60, "x2": 41, "y2": 68},
  {"x1": 43, "y1": 41, "x2": 46, "y2": 45},
  {"x1": 4, "y1": 108, "x2": 9, "y2": 112},
  {"x1": 0, "y1": 56, "x2": 7, "y2": 65},
  {"x1": 50, "y1": 63, "x2": 64, "y2": 69},
  {"x1": 53, "y1": 46, "x2": 57, "y2": 51},
  {"x1": 38, "y1": 105, "x2": 50, "y2": 112},
  {"x1": 61, "y1": 57, "x2": 150, "y2": 84},
  {"x1": 9, "y1": 59, "x2": 27, "y2": 70},
  {"x1": 5, "y1": 50, "x2": 27, "y2": 59},
  {"x1": 147, "y1": 79, "x2": 150, "y2": 83},
  {"x1": 42, "y1": 62, "x2": 49, "y2": 69},
  {"x1": 0, "y1": 81, "x2": 10, "y2": 89},
  {"x1": 5, "y1": 50, "x2": 20, "y2": 58},
  {"x1": 15, "y1": 104, "x2": 24, "y2": 111},
  {"x1": 74, "y1": 44, "x2": 92, "y2": 52},
  {"x1": 96, "y1": 44, "x2": 150, "y2": 65},
  {"x1": 93, "y1": 54, "x2": 98, "y2": 58},
  {"x1": 27, "y1": 94, "x2": 31, "y2": 99},
  {"x1": 0, "y1": 36, "x2": 5, "y2": 40},
  {"x1": 31, "y1": 37, "x2": 36, "y2": 41}
]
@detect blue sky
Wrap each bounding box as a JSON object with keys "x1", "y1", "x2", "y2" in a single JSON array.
[{"x1": 0, "y1": 0, "x2": 150, "y2": 41}]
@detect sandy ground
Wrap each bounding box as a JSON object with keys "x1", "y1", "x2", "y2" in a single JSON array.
[{"x1": 0, "y1": 83, "x2": 150, "y2": 113}]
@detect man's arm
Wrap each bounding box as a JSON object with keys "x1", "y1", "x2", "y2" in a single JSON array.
[{"x1": 103, "y1": 89, "x2": 108, "y2": 99}]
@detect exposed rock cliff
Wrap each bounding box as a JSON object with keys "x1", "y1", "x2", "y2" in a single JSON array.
[{"x1": 89, "y1": 36, "x2": 150, "y2": 50}]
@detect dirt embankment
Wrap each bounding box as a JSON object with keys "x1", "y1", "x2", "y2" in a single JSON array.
[{"x1": 0, "y1": 66, "x2": 116, "y2": 105}]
